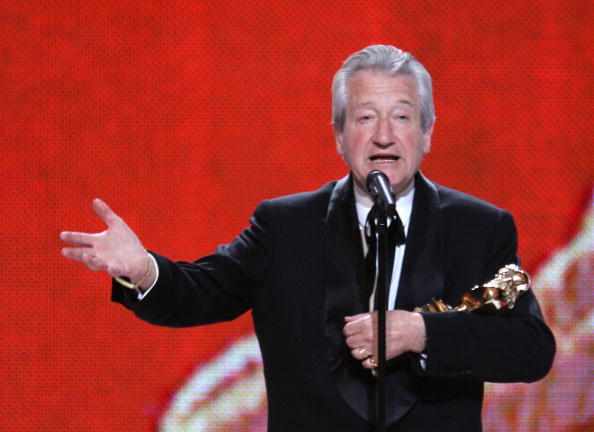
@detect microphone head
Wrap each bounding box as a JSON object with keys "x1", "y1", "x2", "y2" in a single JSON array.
[
  {"x1": 366, "y1": 170, "x2": 388, "y2": 195},
  {"x1": 366, "y1": 170, "x2": 396, "y2": 211}
]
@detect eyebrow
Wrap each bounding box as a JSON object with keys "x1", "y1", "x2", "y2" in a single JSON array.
[{"x1": 354, "y1": 100, "x2": 414, "y2": 109}]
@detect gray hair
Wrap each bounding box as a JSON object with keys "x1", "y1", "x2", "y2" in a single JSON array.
[{"x1": 332, "y1": 45, "x2": 435, "y2": 132}]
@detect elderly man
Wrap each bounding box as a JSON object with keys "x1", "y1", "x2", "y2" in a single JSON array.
[{"x1": 61, "y1": 45, "x2": 555, "y2": 431}]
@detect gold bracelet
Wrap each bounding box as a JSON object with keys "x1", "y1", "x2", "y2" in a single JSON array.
[{"x1": 114, "y1": 252, "x2": 152, "y2": 293}]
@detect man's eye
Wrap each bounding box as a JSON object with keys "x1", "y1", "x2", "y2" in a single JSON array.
[{"x1": 359, "y1": 116, "x2": 372, "y2": 122}]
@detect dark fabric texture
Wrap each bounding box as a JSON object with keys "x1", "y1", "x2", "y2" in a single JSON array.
[{"x1": 112, "y1": 172, "x2": 555, "y2": 431}]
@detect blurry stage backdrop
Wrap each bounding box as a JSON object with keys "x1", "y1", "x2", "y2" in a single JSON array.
[{"x1": 2, "y1": 1, "x2": 593, "y2": 431}]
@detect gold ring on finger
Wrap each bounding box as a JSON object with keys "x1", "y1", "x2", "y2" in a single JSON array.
[{"x1": 357, "y1": 347, "x2": 372, "y2": 359}]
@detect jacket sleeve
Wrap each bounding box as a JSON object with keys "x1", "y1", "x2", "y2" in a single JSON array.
[
  {"x1": 413, "y1": 210, "x2": 556, "y2": 383},
  {"x1": 111, "y1": 200, "x2": 275, "y2": 327}
]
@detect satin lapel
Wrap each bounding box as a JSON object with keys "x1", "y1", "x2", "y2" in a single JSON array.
[
  {"x1": 323, "y1": 175, "x2": 375, "y2": 421},
  {"x1": 381, "y1": 174, "x2": 444, "y2": 425},
  {"x1": 396, "y1": 172, "x2": 445, "y2": 311}
]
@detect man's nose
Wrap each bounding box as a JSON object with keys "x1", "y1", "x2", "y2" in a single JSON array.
[{"x1": 372, "y1": 117, "x2": 395, "y2": 147}]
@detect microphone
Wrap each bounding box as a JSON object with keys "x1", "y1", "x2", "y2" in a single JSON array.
[{"x1": 366, "y1": 170, "x2": 396, "y2": 214}]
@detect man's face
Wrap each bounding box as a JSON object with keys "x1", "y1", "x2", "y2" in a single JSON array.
[{"x1": 335, "y1": 70, "x2": 433, "y2": 197}]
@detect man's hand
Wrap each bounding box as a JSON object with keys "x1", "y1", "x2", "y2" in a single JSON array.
[
  {"x1": 343, "y1": 310, "x2": 426, "y2": 369},
  {"x1": 60, "y1": 199, "x2": 154, "y2": 288}
]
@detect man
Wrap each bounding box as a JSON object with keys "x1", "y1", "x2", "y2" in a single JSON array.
[{"x1": 61, "y1": 45, "x2": 555, "y2": 431}]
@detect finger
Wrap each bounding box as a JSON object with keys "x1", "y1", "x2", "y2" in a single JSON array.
[
  {"x1": 60, "y1": 231, "x2": 97, "y2": 247},
  {"x1": 344, "y1": 313, "x2": 368, "y2": 322},
  {"x1": 343, "y1": 314, "x2": 371, "y2": 336},
  {"x1": 345, "y1": 334, "x2": 366, "y2": 349},
  {"x1": 62, "y1": 248, "x2": 106, "y2": 271},
  {"x1": 343, "y1": 321, "x2": 359, "y2": 337},
  {"x1": 92, "y1": 198, "x2": 120, "y2": 227},
  {"x1": 346, "y1": 333, "x2": 377, "y2": 354},
  {"x1": 61, "y1": 247, "x2": 91, "y2": 262},
  {"x1": 81, "y1": 252, "x2": 99, "y2": 270},
  {"x1": 350, "y1": 346, "x2": 372, "y2": 360},
  {"x1": 362, "y1": 356, "x2": 378, "y2": 370}
]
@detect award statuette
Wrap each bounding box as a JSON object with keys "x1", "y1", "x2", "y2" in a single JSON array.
[{"x1": 414, "y1": 264, "x2": 531, "y2": 313}]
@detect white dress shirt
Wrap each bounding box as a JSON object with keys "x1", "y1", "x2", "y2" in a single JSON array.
[{"x1": 353, "y1": 182, "x2": 414, "y2": 311}]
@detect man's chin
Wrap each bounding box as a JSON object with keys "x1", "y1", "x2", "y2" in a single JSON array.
[
  {"x1": 389, "y1": 176, "x2": 415, "y2": 198},
  {"x1": 352, "y1": 168, "x2": 413, "y2": 197}
]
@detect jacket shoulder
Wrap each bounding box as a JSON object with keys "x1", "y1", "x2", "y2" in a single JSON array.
[
  {"x1": 262, "y1": 180, "x2": 338, "y2": 215},
  {"x1": 435, "y1": 183, "x2": 509, "y2": 218}
]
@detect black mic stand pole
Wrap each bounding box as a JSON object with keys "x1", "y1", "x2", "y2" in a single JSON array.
[{"x1": 374, "y1": 204, "x2": 394, "y2": 432}]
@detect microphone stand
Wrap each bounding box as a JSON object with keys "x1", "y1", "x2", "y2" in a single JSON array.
[
  {"x1": 366, "y1": 170, "x2": 397, "y2": 432},
  {"x1": 373, "y1": 203, "x2": 395, "y2": 432}
]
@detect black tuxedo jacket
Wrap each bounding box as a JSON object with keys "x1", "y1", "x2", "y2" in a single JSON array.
[{"x1": 113, "y1": 173, "x2": 555, "y2": 431}]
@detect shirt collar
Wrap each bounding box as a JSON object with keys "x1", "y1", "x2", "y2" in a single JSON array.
[{"x1": 354, "y1": 181, "x2": 415, "y2": 235}]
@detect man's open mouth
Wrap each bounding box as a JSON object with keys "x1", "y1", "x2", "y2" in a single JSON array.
[{"x1": 370, "y1": 155, "x2": 400, "y2": 162}]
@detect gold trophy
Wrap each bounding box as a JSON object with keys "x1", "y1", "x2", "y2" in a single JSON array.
[{"x1": 414, "y1": 264, "x2": 530, "y2": 313}]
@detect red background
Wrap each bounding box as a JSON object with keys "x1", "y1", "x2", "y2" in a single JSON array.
[{"x1": 2, "y1": 1, "x2": 592, "y2": 430}]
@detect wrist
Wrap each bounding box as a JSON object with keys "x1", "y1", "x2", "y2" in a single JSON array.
[
  {"x1": 409, "y1": 312, "x2": 427, "y2": 354},
  {"x1": 135, "y1": 253, "x2": 157, "y2": 290},
  {"x1": 128, "y1": 250, "x2": 150, "y2": 282},
  {"x1": 115, "y1": 251, "x2": 154, "y2": 293}
]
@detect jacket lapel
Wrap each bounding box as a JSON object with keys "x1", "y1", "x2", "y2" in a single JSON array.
[
  {"x1": 323, "y1": 175, "x2": 376, "y2": 421},
  {"x1": 396, "y1": 173, "x2": 445, "y2": 311}
]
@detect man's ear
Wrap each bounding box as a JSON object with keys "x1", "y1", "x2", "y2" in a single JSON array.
[
  {"x1": 422, "y1": 123, "x2": 434, "y2": 155},
  {"x1": 334, "y1": 126, "x2": 344, "y2": 157}
]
